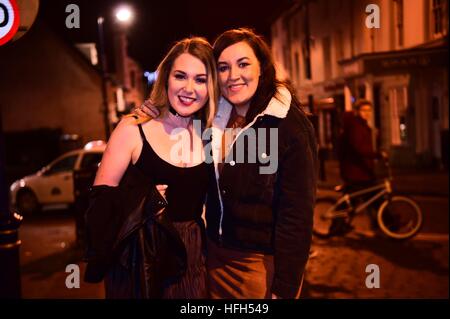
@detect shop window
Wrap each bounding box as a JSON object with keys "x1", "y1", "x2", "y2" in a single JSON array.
[{"x1": 389, "y1": 87, "x2": 408, "y2": 145}]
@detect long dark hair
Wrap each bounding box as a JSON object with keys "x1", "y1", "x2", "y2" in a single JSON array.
[{"x1": 213, "y1": 28, "x2": 292, "y2": 122}]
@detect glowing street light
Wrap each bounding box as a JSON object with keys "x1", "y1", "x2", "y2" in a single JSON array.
[{"x1": 115, "y1": 6, "x2": 133, "y2": 24}]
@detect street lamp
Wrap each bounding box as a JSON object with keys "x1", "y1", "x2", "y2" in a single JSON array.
[
  {"x1": 97, "y1": 16, "x2": 110, "y2": 140},
  {"x1": 97, "y1": 5, "x2": 134, "y2": 140},
  {"x1": 115, "y1": 6, "x2": 133, "y2": 24}
]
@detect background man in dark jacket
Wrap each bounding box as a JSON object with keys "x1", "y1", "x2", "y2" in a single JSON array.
[
  {"x1": 339, "y1": 99, "x2": 386, "y2": 191},
  {"x1": 332, "y1": 99, "x2": 387, "y2": 235}
]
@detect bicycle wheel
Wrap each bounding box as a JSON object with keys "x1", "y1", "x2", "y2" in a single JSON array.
[
  {"x1": 313, "y1": 197, "x2": 339, "y2": 237},
  {"x1": 377, "y1": 196, "x2": 423, "y2": 240}
]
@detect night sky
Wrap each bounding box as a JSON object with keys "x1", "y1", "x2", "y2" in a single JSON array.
[{"x1": 39, "y1": 0, "x2": 293, "y2": 72}]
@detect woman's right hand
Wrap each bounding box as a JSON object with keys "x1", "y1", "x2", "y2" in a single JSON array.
[
  {"x1": 156, "y1": 184, "x2": 168, "y2": 202},
  {"x1": 133, "y1": 99, "x2": 161, "y2": 118}
]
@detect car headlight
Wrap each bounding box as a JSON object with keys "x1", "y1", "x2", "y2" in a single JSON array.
[
  {"x1": 10, "y1": 181, "x2": 18, "y2": 192},
  {"x1": 10, "y1": 179, "x2": 25, "y2": 192}
]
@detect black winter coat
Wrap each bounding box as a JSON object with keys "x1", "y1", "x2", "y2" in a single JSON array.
[
  {"x1": 83, "y1": 164, "x2": 187, "y2": 298},
  {"x1": 206, "y1": 87, "x2": 318, "y2": 298}
]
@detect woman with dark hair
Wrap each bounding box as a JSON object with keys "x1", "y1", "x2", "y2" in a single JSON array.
[
  {"x1": 90, "y1": 37, "x2": 218, "y2": 298},
  {"x1": 206, "y1": 28, "x2": 318, "y2": 299},
  {"x1": 136, "y1": 28, "x2": 318, "y2": 299}
]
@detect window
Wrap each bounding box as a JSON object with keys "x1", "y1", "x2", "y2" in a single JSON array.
[
  {"x1": 394, "y1": 0, "x2": 404, "y2": 47},
  {"x1": 294, "y1": 52, "x2": 301, "y2": 84},
  {"x1": 322, "y1": 36, "x2": 332, "y2": 80},
  {"x1": 48, "y1": 155, "x2": 78, "y2": 174},
  {"x1": 335, "y1": 30, "x2": 344, "y2": 62},
  {"x1": 80, "y1": 153, "x2": 103, "y2": 170},
  {"x1": 302, "y1": 40, "x2": 312, "y2": 79},
  {"x1": 389, "y1": 87, "x2": 408, "y2": 146},
  {"x1": 432, "y1": 0, "x2": 446, "y2": 35}
]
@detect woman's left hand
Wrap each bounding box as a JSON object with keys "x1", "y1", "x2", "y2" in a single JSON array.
[{"x1": 133, "y1": 99, "x2": 160, "y2": 118}]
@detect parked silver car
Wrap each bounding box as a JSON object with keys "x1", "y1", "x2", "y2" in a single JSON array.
[{"x1": 10, "y1": 141, "x2": 106, "y2": 215}]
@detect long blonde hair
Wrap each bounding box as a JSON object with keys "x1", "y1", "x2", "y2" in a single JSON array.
[{"x1": 133, "y1": 37, "x2": 218, "y2": 127}]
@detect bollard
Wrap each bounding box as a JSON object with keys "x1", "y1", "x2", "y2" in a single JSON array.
[{"x1": 0, "y1": 212, "x2": 22, "y2": 298}]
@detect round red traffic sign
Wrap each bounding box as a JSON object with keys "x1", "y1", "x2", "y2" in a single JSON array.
[{"x1": 0, "y1": 0, "x2": 20, "y2": 46}]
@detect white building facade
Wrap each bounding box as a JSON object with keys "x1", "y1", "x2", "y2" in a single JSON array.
[{"x1": 271, "y1": 0, "x2": 448, "y2": 168}]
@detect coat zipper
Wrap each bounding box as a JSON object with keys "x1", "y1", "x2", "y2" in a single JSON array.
[{"x1": 217, "y1": 113, "x2": 265, "y2": 240}]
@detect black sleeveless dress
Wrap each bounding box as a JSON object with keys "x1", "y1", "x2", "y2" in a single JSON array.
[{"x1": 135, "y1": 123, "x2": 210, "y2": 298}]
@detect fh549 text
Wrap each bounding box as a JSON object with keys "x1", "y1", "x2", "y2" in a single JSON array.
[{"x1": 223, "y1": 303, "x2": 269, "y2": 314}]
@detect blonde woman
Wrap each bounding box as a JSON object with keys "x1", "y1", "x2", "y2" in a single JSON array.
[{"x1": 93, "y1": 37, "x2": 218, "y2": 298}]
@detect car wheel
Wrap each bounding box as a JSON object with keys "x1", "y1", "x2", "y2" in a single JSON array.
[{"x1": 17, "y1": 189, "x2": 40, "y2": 215}]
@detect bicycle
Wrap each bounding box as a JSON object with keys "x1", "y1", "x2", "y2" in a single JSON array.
[{"x1": 313, "y1": 159, "x2": 423, "y2": 240}]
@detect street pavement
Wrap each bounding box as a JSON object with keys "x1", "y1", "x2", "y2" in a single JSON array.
[
  {"x1": 303, "y1": 234, "x2": 448, "y2": 298},
  {"x1": 303, "y1": 189, "x2": 448, "y2": 298},
  {"x1": 16, "y1": 162, "x2": 448, "y2": 299},
  {"x1": 305, "y1": 161, "x2": 449, "y2": 298},
  {"x1": 19, "y1": 212, "x2": 104, "y2": 299}
]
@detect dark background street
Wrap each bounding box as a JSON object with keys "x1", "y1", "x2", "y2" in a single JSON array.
[{"x1": 18, "y1": 160, "x2": 448, "y2": 299}]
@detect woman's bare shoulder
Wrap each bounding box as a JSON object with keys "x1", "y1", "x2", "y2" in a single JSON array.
[
  {"x1": 118, "y1": 115, "x2": 140, "y2": 127},
  {"x1": 108, "y1": 116, "x2": 142, "y2": 144}
]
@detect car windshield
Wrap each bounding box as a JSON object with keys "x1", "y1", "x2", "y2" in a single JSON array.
[
  {"x1": 80, "y1": 152, "x2": 103, "y2": 170},
  {"x1": 47, "y1": 155, "x2": 78, "y2": 174}
]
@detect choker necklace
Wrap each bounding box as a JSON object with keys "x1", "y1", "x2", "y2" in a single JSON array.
[{"x1": 169, "y1": 105, "x2": 191, "y2": 118}]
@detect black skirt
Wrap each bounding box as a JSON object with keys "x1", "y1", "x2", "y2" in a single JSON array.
[
  {"x1": 162, "y1": 220, "x2": 207, "y2": 299},
  {"x1": 104, "y1": 219, "x2": 207, "y2": 299}
]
